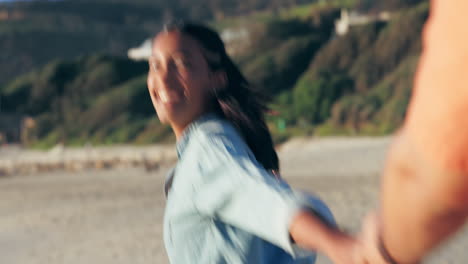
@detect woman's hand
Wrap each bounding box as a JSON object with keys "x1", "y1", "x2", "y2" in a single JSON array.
[
  {"x1": 357, "y1": 212, "x2": 425, "y2": 264},
  {"x1": 290, "y1": 210, "x2": 364, "y2": 264},
  {"x1": 357, "y1": 213, "x2": 396, "y2": 264},
  {"x1": 322, "y1": 229, "x2": 365, "y2": 264}
]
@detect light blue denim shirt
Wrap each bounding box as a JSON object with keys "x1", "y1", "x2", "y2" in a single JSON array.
[{"x1": 163, "y1": 113, "x2": 335, "y2": 264}]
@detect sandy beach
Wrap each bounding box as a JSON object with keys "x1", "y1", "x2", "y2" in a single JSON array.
[{"x1": 1, "y1": 137, "x2": 467, "y2": 264}]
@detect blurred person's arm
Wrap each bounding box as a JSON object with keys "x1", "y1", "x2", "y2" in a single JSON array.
[
  {"x1": 369, "y1": 131, "x2": 468, "y2": 264},
  {"x1": 364, "y1": 1, "x2": 468, "y2": 263}
]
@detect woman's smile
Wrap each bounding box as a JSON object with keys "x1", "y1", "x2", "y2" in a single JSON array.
[{"x1": 157, "y1": 88, "x2": 183, "y2": 105}]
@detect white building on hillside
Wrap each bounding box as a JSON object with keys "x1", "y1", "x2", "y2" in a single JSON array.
[
  {"x1": 335, "y1": 9, "x2": 391, "y2": 36},
  {"x1": 127, "y1": 27, "x2": 250, "y2": 61},
  {"x1": 127, "y1": 39, "x2": 152, "y2": 61}
]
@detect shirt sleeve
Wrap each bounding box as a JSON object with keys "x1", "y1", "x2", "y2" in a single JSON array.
[{"x1": 187, "y1": 128, "x2": 334, "y2": 258}]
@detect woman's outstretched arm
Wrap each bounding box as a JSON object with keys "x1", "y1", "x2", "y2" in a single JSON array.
[{"x1": 290, "y1": 210, "x2": 361, "y2": 264}]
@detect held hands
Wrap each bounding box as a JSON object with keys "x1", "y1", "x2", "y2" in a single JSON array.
[
  {"x1": 320, "y1": 228, "x2": 363, "y2": 264},
  {"x1": 290, "y1": 210, "x2": 363, "y2": 264},
  {"x1": 292, "y1": 210, "x2": 406, "y2": 264},
  {"x1": 355, "y1": 213, "x2": 401, "y2": 264},
  {"x1": 321, "y1": 213, "x2": 402, "y2": 264}
]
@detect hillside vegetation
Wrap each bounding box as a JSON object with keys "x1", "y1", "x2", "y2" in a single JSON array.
[{"x1": 0, "y1": 0, "x2": 429, "y2": 147}]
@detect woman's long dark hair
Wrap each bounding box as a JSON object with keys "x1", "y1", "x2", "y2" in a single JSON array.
[{"x1": 162, "y1": 21, "x2": 279, "y2": 172}]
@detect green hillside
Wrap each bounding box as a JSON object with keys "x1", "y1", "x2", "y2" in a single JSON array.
[
  {"x1": 0, "y1": 1, "x2": 429, "y2": 147},
  {"x1": 0, "y1": 0, "x2": 336, "y2": 86}
]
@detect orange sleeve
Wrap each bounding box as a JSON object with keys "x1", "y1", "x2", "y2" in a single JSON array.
[{"x1": 405, "y1": 0, "x2": 468, "y2": 173}]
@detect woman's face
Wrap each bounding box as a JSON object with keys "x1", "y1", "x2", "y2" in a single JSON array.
[{"x1": 147, "y1": 31, "x2": 214, "y2": 129}]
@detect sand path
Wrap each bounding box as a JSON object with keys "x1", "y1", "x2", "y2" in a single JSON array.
[{"x1": 0, "y1": 137, "x2": 466, "y2": 264}]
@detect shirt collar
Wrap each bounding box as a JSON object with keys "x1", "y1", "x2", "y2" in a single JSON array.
[{"x1": 175, "y1": 112, "x2": 220, "y2": 158}]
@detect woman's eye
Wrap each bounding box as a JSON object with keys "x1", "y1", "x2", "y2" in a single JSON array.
[
  {"x1": 149, "y1": 61, "x2": 160, "y2": 72},
  {"x1": 174, "y1": 58, "x2": 190, "y2": 69}
]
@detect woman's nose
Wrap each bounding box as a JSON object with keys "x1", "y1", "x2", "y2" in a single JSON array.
[
  {"x1": 157, "y1": 64, "x2": 176, "y2": 83},
  {"x1": 157, "y1": 68, "x2": 175, "y2": 87}
]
